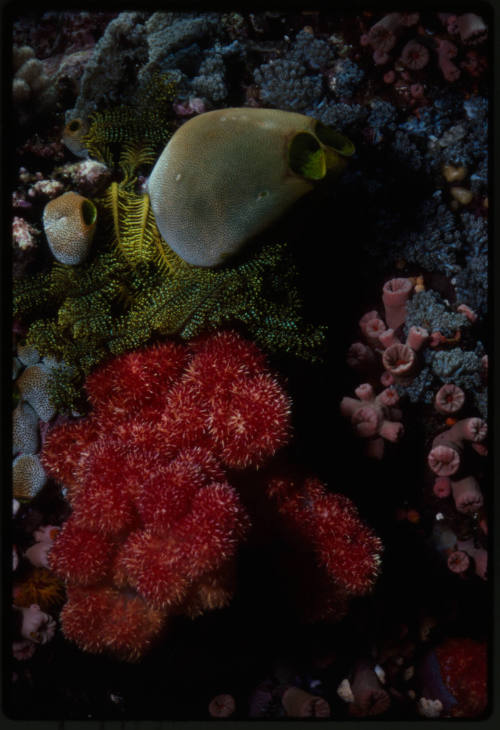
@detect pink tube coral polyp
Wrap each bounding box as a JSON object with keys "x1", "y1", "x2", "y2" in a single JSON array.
[
  {"x1": 434, "y1": 384, "x2": 465, "y2": 415},
  {"x1": 447, "y1": 550, "x2": 470, "y2": 574},
  {"x1": 341, "y1": 384, "x2": 403, "y2": 458},
  {"x1": 451, "y1": 475, "x2": 483, "y2": 514},
  {"x1": 406, "y1": 326, "x2": 428, "y2": 352},
  {"x1": 400, "y1": 40, "x2": 430, "y2": 70},
  {"x1": 361, "y1": 316, "x2": 387, "y2": 348},
  {"x1": 427, "y1": 444, "x2": 461, "y2": 477},
  {"x1": 457, "y1": 13, "x2": 488, "y2": 45},
  {"x1": 382, "y1": 277, "x2": 413, "y2": 330},
  {"x1": 352, "y1": 406, "x2": 382, "y2": 438},
  {"x1": 346, "y1": 342, "x2": 376, "y2": 371},
  {"x1": 433, "y1": 477, "x2": 452, "y2": 498},
  {"x1": 427, "y1": 418, "x2": 487, "y2": 476},
  {"x1": 436, "y1": 38, "x2": 460, "y2": 82},
  {"x1": 382, "y1": 343, "x2": 415, "y2": 380}
]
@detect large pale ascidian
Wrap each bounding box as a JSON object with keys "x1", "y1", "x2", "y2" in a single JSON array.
[{"x1": 147, "y1": 108, "x2": 355, "y2": 267}]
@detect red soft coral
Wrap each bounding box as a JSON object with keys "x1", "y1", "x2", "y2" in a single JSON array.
[
  {"x1": 136, "y1": 447, "x2": 224, "y2": 533},
  {"x1": 434, "y1": 638, "x2": 487, "y2": 717},
  {"x1": 266, "y1": 474, "x2": 382, "y2": 612},
  {"x1": 60, "y1": 585, "x2": 166, "y2": 661},
  {"x1": 120, "y1": 482, "x2": 249, "y2": 609},
  {"x1": 185, "y1": 330, "x2": 268, "y2": 397},
  {"x1": 158, "y1": 379, "x2": 211, "y2": 450},
  {"x1": 44, "y1": 331, "x2": 378, "y2": 662},
  {"x1": 85, "y1": 340, "x2": 188, "y2": 416},
  {"x1": 208, "y1": 374, "x2": 291, "y2": 468},
  {"x1": 41, "y1": 418, "x2": 99, "y2": 493},
  {"x1": 175, "y1": 482, "x2": 251, "y2": 579},
  {"x1": 49, "y1": 516, "x2": 116, "y2": 585},
  {"x1": 71, "y1": 475, "x2": 138, "y2": 536},
  {"x1": 115, "y1": 529, "x2": 191, "y2": 609}
]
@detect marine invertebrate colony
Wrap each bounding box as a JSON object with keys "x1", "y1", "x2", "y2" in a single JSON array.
[
  {"x1": 9, "y1": 6, "x2": 490, "y2": 720},
  {"x1": 14, "y1": 94, "x2": 332, "y2": 414},
  {"x1": 427, "y1": 417, "x2": 487, "y2": 479},
  {"x1": 14, "y1": 237, "x2": 326, "y2": 414},
  {"x1": 340, "y1": 383, "x2": 403, "y2": 459},
  {"x1": 42, "y1": 331, "x2": 291, "y2": 660},
  {"x1": 13, "y1": 454, "x2": 47, "y2": 500}
]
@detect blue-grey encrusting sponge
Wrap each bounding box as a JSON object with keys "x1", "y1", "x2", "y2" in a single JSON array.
[{"x1": 148, "y1": 107, "x2": 354, "y2": 267}]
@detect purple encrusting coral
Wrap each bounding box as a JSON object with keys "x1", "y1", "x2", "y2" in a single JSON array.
[{"x1": 9, "y1": 7, "x2": 490, "y2": 722}]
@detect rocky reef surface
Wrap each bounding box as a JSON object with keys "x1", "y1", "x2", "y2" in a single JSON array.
[{"x1": 9, "y1": 9, "x2": 490, "y2": 721}]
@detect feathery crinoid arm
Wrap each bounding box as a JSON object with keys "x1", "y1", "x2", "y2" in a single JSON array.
[
  {"x1": 16, "y1": 237, "x2": 326, "y2": 413},
  {"x1": 119, "y1": 141, "x2": 157, "y2": 188},
  {"x1": 21, "y1": 250, "x2": 127, "y2": 363},
  {"x1": 108, "y1": 239, "x2": 327, "y2": 362},
  {"x1": 14, "y1": 271, "x2": 53, "y2": 320},
  {"x1": 82, "y1": 72, "x2": 177, "y2": 173},
  {"x1": 178, "y1": 241, "x2": 327, "y2": 361},
  {"x1": 97, "y1": 184, "x2": 185, "y2": 275},
  {"x1": 13, "y1": 266, "x2": 72, "y2": 321}
]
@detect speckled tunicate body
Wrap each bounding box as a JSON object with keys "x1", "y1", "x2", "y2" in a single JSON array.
[
  {"x1": 43, "y1": 191, "x2": 97, "y2": 265},
  {"x1": 16, "y1": 363, "x2": 56, "y2": 422},
  {"x1": 13, "y1": 453, "x2": 47, "y2": 499},
  {"x1": 148, "y1": 107, "x2": 354, "y2": 267},
  {"x1": 12, "y1": 401, "x2": 39, "y2": 455}
]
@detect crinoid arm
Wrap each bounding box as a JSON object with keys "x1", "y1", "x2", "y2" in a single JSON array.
[
  {"x1": 98, "y1": 184, "x2": 185, "y2": 275},
  {"x1": 81, "y1": 72, "x2": 177, "y2": 172},
  {"x1": 108, "y1": 240, "x2": 327, "y2": 361}
]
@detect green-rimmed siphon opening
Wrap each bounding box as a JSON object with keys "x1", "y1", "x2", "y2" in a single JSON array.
[
  {"x1": 314, "y1": 121, "x2": 355, "y2": 157},
  {"x1": 68, "y1": 119, "x2": 82, "y2": 133},
  {"x1": 288, "y1": 131, "x2": 326, "y2": 181},
  {"x1": 81, "y1": 199, "x2": 97, "y2": 226}
]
